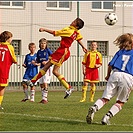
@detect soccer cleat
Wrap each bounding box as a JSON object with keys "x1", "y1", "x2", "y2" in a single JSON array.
[
  {"x1": 86, "y1": 106, "x2": 96, "y2": 124},
  {"x1": 30, "y1": 100, "x2": 34, "y2": 102},
  {"x1": 64, "y1": 88, "x2": 74, "y2": 99},
  {"x1": 21, "y1": 98, "x2": 29, "y2": 102},
  {"x1": 101, "y1": 115, "x2": 110, "y2": 125},
  {"x1": 0, "y1": 106, "x2": 4, "y2": 110},
  {"x1": 79, "y1": 99, "x2": 86, "y2": 102},
  {"x1": 39, "y1": 99, "x2": 48, "y2": 104}
]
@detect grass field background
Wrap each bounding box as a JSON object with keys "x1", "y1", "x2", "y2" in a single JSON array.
[{"x1": 0, "y1": 89, "x2": 133, "y2": 132}]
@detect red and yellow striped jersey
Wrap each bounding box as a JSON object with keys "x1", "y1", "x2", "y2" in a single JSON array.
[
  {"x1": 53, "y1": 26, "x2": 83, "y2": 48},
  {"x1": 82, "y1": 50, "x2": 102, "y2": 68}
]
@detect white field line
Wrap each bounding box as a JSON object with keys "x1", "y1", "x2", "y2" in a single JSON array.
[{"x1": 0, "y1": 112, "x2": 133, "y2": 127}]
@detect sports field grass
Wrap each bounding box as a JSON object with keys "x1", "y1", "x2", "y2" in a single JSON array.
[{"x1": 0, "y1": 89, "x2": 133, "y2": 132}]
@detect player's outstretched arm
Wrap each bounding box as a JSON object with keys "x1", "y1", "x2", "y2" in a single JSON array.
[
  {"x1": 77, "y1": 40, "x2": 87, "y2": 53},
  {"x1": 39, "y1": 28, "x2": 54, "y2": 35}
]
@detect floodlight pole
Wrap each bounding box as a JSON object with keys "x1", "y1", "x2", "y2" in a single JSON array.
[
  {"x1": 77, "y1": 1, "x2": 80, "y2": 91},
  {"x1": 30, "y1": 2, "x2": 33, "y2": 42}
]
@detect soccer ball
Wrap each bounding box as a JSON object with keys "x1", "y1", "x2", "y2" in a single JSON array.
[{"x1": 105, "y1": 12, "x2": 118, "y2": 26}]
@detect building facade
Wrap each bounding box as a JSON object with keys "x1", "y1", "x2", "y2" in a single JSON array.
[{"x1": 0, "y1": 1, "x2": 133, "y2": 89}]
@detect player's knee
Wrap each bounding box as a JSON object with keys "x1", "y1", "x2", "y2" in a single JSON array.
[
  {"x1": 102, "y1": 97, "x2": 109, "y2": 104},
  {"x1": 52, "y1": 69, "x2": 58, "y2": 76},
  {"x1": 0, "y1": 86, "x2": 5, "y2": 90},
  {"x1": 116, "y1": 100, "x2": 124, "y2": 106}
]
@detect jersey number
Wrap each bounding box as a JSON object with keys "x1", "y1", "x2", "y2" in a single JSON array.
[
  {"x1": 0, "y1": 51, "x2": 5, "y2": 61},
  {"x1": 122, "y1": 55, "x2": 130, "y2": 71}
]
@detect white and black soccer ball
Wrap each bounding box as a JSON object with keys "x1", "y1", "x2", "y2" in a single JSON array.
[{"x1": 105, "y1": 12, "x2": 118, "y2": 26}]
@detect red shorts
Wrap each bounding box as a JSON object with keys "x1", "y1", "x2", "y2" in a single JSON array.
[
  {"x1": 49, "y1": 47, "x2": 70, "y2": 66},
  {"x1": 0, "y1": 77, "x2": 8, "y2": 87},
  {"x1": 84, "y1": 67, "x2": 99, "y2": 83}
]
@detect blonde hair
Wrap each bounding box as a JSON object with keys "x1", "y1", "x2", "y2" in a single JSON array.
[
  {"x1": 28, "y1": 42, "x2": 36, "y2": 49},
  {"x1": 114, "y1": 33, "x2": 133, "y2": 50}
]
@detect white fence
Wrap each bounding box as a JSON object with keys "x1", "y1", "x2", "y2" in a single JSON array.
[{"x1": 7, "y1": 55, "x2": 113, "y2": 90}]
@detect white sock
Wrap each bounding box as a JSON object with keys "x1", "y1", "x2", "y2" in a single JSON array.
[
  {"x1": 42, "y1": 89, "x2": 48, "y2": 101},
  {"x1": 108, "y1": 103, "x2": 122, "y2": 117},
  {"x1": 30, "y1": 90, "x2": 35, "y2": 101},
  {"x1": 94, "y1": 98, "x2": 106, "y2": 111},
  {"x1": 24, "y1": 88, "x2": 29, "y2": 99}
]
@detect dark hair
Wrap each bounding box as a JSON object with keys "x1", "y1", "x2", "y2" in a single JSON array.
[
  {"x1": 39, "y1": 38, "x2": 47, "y2": 49},
  {"x1": 91, "y1": 40, "x2": 97, "y2": 44},
  {"x1": 28, "y1": 42, "x2": 36, "y2": 49},
  {"x1": 0, "y1": 31, "x2": 13, "y2": 42},
  {"x1": 76, "y1": 18, "x2": 84, "y2": 30}
]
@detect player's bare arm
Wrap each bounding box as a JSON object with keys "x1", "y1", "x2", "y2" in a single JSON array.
[
  {"x1": 31, "y1": 60, "x2": 40, "y2": 66},
  {"x1": 22, "y1": 64, "x2": 26, "y2": 68},
  {"x1": 95, "y1": 64, "x2": 102, "y2": 68},
  {"x1": 105, "y1": 65, "x2": 112, "y2": 81},
  {"x1": 77, "y1": 40, "x2": 87, "y2": 53},
  {"x1": 42, "y1": 61, "x2": 48, "y2": 66},
  {"x1": 82, "y1": 64, "x2": 86, "y2": 75},
  {"x1": 39, "y1": 28, "x2": 54, "y2": 35}
]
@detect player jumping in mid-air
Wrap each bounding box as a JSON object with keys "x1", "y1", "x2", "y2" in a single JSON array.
[
  {"x1": 86, "y1": 33, "x2": 133, "y2": 125},
  {"x1": 28, "y1": 17, "x2": 87, "y2": 99}
]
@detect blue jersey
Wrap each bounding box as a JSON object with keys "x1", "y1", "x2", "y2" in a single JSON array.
[
  {"x1": 23, "y1": 53, "x2": 38, "y2": 80},
  {"x1": 109, "y1": 49, "x2": 133, "y2": 75},
  {"x1": 36, "y1": 48, "x2": 52, "y2": 68}
]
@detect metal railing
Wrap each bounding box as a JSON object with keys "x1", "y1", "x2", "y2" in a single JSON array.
[{"x1": 7, "y1": 55, "x2": 113, "y2": 91}]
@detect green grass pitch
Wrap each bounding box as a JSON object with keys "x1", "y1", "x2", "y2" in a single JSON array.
[{"x1": 0, "y1": 89, "x2": 133, "y2": 131}]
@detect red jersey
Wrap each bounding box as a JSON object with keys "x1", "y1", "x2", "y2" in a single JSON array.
[
  {"x1": 50, "y1": 26, "x2": 83, "y2": 66},
  {"x1": 0, "y1": 42, "x2": 17, "y2": 86}
]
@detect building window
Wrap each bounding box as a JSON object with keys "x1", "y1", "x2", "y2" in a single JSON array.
[
  {"x1": 47, "y1": 40, "x2": 60, "y2": 53},
  {"x1": 11, "y1": 40, "x2": 21, "y2": 55},
  {"x1": 0, "y1": 1, "x2": 24, "y2": 8},
  {"x1": 87, "y1": 41, "x2": 108, "y2": 56},
  {"x1": 46, "y1": 1, "x2": 71, "y2": 10},
  {"x1": 92, "y1": 1, "x2": 114, "y2": 11}
]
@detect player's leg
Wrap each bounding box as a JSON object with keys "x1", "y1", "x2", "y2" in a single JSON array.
[
  {"x1": 86, "y1": 98, "x2": 109, "y2": 124},
  {"x1": 41, "y1": 83, "x2": 48, "y2": 104},
  {"x1": 102, "y1": 74, "x2": 132, "y2": 125},
  {"x1": 53, "y1": 65, "x2": 74, "y2": 99},
  {"x1": 89, "y1": 83, "x2": 96, "y2": 102},
  {"x1": 39, "y1": 68, "x2": 53, "y2": 103},
  {"x1": 42, "y1": 83, "x2": 48, "y2": 103},
  {"x1": 21, "y1": 81, "x2": 30, "y2": 102},
  {"x1": 86, "y1": 74, "x2": 117, "y2": 124},
  {"x1": 89, "y1": 68, "x2": 99, "y2": 102},
  {"x1": 0, "y1": 86, "x2": 5, "y2": 109},
  {"x1": 30, "y1": 86, "x2": 35, "y2": 102},
  {"x1": 39, "y1": 67, "x2": 53, "y2": 104},
  {"x1": 80, "y1": 81, "x2": 88, "y2": 102},
  {"x1": 39, "y1": 77, "x2": 48, "y2": 104},
  {"x1": 0, "y1": 78, "x2": 10, "y2": 109},
  {"x1": 101, "y1": 102, "x2": 123, "y2": 125},
  {"x1": 30, "y1": 61, "x2": 53, "y2": 84}
]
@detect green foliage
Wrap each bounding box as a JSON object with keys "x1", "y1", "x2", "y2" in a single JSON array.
[{"x1": 0, "y1": 90, "x2": 133, "y2": 131}]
